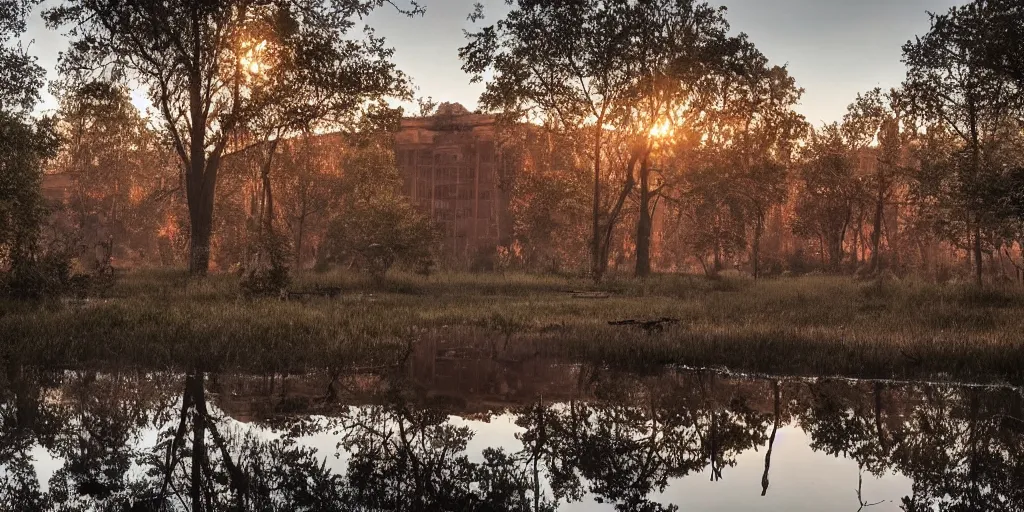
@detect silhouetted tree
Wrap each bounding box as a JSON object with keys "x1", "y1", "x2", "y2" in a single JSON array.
[
  {"x1": 843, "y1": 88, "x2": 912, "y2": 274},
  {"x1": 45, "y1": 0, "x2": 421, "y2": 275},
  {"x1": 0, "y1": 0, "x2": 58, "y2": 280},
  {"x1": 793, "y1": 125, "x2": 864, "y2": 270},
  {"x1": 903, "y1": 2, "x2": 1021, "y2": 284},
  {"x1": 461, "y1": 0, "x2": 733, "y2": 280},
  {"x1": 53, "y1": 82, "x2": 179, "y2": 268}
]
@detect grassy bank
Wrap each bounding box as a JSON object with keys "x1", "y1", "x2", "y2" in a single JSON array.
[{"x1": 2, "y1": 269, "x2": 1023, "y2": 384}]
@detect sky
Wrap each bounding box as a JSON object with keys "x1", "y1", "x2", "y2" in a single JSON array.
[{"x1": 26, "y1": 0, "x2": 967, "y2": 125}]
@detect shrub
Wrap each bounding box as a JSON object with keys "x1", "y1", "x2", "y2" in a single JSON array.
[
  {"x1": 240, "y1": 227, "x2": 291, "y2": 297},
  {"x1": 2, "y1": 250, "x2": 74, "y2": 299},
  {"x1": 320, "y1": 195, "x2": 439, "y2": 281},
  {"x1": 241, "y1": 262, "x2": 291, "y2": 297}
]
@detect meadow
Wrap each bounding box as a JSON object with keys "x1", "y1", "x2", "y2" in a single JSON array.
[{"x1": 2, "y1": 269, "x2": 1023, "y2": 385}]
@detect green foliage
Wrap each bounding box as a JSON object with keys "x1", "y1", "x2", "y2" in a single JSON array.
[
  {"x1": 0, "y1": 1, "x2": 62, "y2": 288},
  {"x1": 240, "y1": 228, "x2": 292, "y2": 297},
  {"x1": 792, "y1": 124, "x2": 864, "y2": 270},
  {"x1": 0, "y1": 0, "x2": 45, "y2": 115},
  {"x1": 2, "y1": 248, "x2": 73, "y2": 300},
  {"x1": 52, "y1": 81, "x2": 178, "y2": 265},
  {"x1": 0, "y1": 114, "x2": 52, "y2": 264},
  {"x1": 462, "y1": 0, "x2": 736, "y2": 279},
  {"x1": 321, "y1": 195, "x2": 439, "y2": 280},
  {"x1": 505, "y1": 127, "x2": 590, "y2": 271},
  {"x1": 901, "y1": 1, "x2": 1024, "y2": 283}
]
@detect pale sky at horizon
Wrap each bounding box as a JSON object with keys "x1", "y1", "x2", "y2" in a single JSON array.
[{"x1": 24, "y1": 0, "x2": 968, "y2": 126}]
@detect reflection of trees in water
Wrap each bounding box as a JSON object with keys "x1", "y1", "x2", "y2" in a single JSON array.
[
  {"x1": 0, "y1": 367, "x2": 177, "y2": 510},
  {"x1": 799, "y1": 381, "x2": 1024, "y2": 512},
  {"x1": 331, "y1": 389, "x2": 556, "y2": 511},
  {"x1": 0, "y1": 365, "x2": 1021, "y2": 511},
  {"x1": 517, "y1": 369, "x2": 773, "y2": 511}
]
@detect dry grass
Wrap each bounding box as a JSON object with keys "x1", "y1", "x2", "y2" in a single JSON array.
[{"x1": 2, "y1": 269, "x2": 1023, "y2": 384}]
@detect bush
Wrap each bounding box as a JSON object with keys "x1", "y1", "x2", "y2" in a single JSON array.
[
  {"x1": 240, "y1": 263, "x2": 290, "y2": 297},
  {"x1": 786, "y1": 247, "x2": 818, "y2": 276},
  {"x1": 320, "y1": 195, "x2": 439, "y2": 281},
  {"x1": 240, "y1": 227, "x2": 291, "y2": 297},
  {"x1": 2, "y1": 250, "x2": 74, "y2": 299}
]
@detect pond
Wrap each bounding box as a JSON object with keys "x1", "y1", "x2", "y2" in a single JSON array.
[{"x1": 0, "y1": 358, "x2": 1021, "y2": 511}]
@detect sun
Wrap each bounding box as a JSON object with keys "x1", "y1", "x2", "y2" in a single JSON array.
[
  {"x1": 240, "y1": 40, "x2": 269, "y2": 76},
  {"x1": 649, "y1": 120, "x2": 673, "y2": 139}
]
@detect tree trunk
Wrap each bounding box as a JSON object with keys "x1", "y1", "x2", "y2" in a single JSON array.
[
  {"x1": 591, "y1": 122, "x2": 604, "y2": 282},
  {"x1": 188, "y1": 190, "x2": 215, "y2": 276},
  {"x1": 188, "y1": 373, "x2": 206, "y2": 511},
  {"x1": 635, "y1": 155, "x2": 652, "y2": 278},
  {"x1": 968, "y1": 96, "x2": 983, "y2": 286},
  {"x1": 261, "y1": 139, "x2": 281, "y2": 233},
  {"x1": 262, "y1": 168, "x2": 274, "y2": 232},
  {"x1": 752, "y1": 210, "x2": 764, "y2": 279},
  {"x1": 295, "y1": 214, "x2": 306, "y2": 270},
  {"x1": 974, "y1": 226, "x2": 983, "y2": 286},
  {"x1": 185, "y1": 54, "x2": 218, "y2": 276},
  {"x1": 829, "y1": 236, "x2": 843, "y2": 272},
  {"x1": 870, "y1": 184, "x2": 884, "y2": 274},
  {"x1": 761, "y1": 381, "x2": 780, "y2": 496},
  {"x1": 873, "y1": 382, "x2": 888, "y2": 453},
  {"x1": 597, "y1": 152, "x2": 638, "y2": 280},
  {"x1": 713, "y1": 242, "x2": 722, "y2": 274},
  {"x1": 851, "y1": 222, "x2": 860, "y2": 265}
]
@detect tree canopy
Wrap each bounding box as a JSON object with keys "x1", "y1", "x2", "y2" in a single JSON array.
[{"x1": 45, "y1": 0, "x2": 421, "y2": 275}]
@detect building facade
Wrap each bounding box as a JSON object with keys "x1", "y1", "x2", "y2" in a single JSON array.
[{"x1": 394, "y1": 111, "x2": 514, "y2": 266}]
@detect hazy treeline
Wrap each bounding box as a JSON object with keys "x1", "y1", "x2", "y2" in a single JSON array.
[
  {"x1": 2, "y1": 0, "x2": 1024, "y2": 291},
  {"x1": 464, "y1": 0, "x2": 1024, "y2": 284}
]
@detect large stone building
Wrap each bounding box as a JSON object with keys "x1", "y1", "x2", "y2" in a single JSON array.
[{"x1": 394, "y1": 108, "x2": 514, "y2": 266}]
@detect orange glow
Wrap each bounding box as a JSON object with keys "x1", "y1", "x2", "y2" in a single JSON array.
[
  {"x1": 129, "y1": 184, "x2": 146, "y2": 205},
  {"x1": 649, "y1": 120, "x2": 673, "y2": 139},
  {"x1": 240, "y1": 40, "x2": 269, "y2": 76},
  {"x1": 157, "y1": 212, "x2": 179, "y2": 240}
]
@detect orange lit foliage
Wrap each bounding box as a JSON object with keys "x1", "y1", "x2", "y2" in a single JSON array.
[
  {"x1": 502, "y1": 125, "x2": 591, "y2": 273},
  {"x1": 53, "y1": 83, "x2": 181, "y2": 268},
  {"x1": 276, "y1": 133, "x2": 347, "y2": 269},
  {"x1": 211, "y1": 131, "x2": 407, "y2": 271}
]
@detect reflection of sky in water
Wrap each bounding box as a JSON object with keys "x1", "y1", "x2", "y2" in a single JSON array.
[
  {"x1": 7, "y1": 368, "x2": 1021, "y2": 511},
  {"x1": 455, "y1": 418, "x2": 913, "y2": 512},
  {"x1": 659, "y1": 427, "x2": 910, "y2": 512},
  {"x1": 29, "y1": 444, "x2": 62, "y2": 493},
  {"x1": 21, "y1": 408, "x2": 912, "y2": 510}
]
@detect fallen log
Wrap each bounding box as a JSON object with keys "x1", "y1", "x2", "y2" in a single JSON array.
[
  {"x1": 280, "y1": 286, "x2": 344, "y2": 301},
  {"x1": 608, "y1": 317, "x2": 681, "y2": 332}
]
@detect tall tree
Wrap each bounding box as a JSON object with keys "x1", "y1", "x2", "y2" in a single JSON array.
[
  {"x1": 46, "y1": 0, "x2": 421, "y2": 275},
  {"x1": 238, "y1": 19, "x2": 410, "y2": 271},
  {"x1": 792, "y1": 124, "x2": 863, "y2": 271},
  {"x1": 53, "y1": 82, "x2": 178, "y2": 267},
  {"x1": 843, "y1": 88, "x2": 912, "y2": 274},
  {"x1": 902, "y1": 2, "x2": 1019, "y2": 284},
  {"x1": 461, "y1": 0, "x2": 731, "y2": 280},
  {"x1": 713, "y1": 37, "x2": 804, "y2": 278},
  {"x1": 0, "y1": 0, "x2": 56, "y2": 271}
]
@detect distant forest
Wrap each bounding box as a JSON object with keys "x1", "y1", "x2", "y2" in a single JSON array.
[{"x1": 3, "y1": 0, "x2": 1024, "y2": 291}]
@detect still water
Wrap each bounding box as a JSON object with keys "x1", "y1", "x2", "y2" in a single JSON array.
[{"x1": 0, "y1": 359, "x2": 1021, "y2": 511}]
